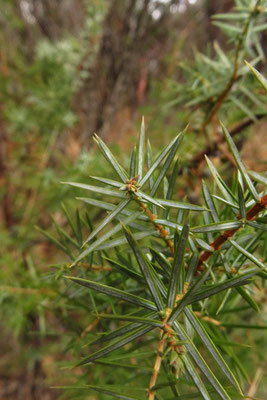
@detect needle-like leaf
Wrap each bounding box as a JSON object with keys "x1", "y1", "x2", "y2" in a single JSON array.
[
  {"x1": 91, "y1": 321, "x2": 147, "y2": 346},
  {"x1": 219, "y1": 253, "x2": 259, "y2": 312},
  {"x1": 150, "y1": 248, "x2": 172, "y2": 276},
  {"x1": 185, "y1": 252, "x2": 199, "y2": 284},
  {"x1": 173, "y1": 322, "x2": 231, "y2": 400},
  {"x1": 35, "y1": 226, "x2": 67, "y2": 253},
  {"x1": 130, "y1": 146, "x2": 136, "y2": 179},
  {"x1": 87, "y1": 385, "x2": 141, "y2": 400},
  {"x1": 77, "y1": 324, "x2": 154, "y2": 366},
  {"x1": 182, "y1": 354, "x2": 211, "y2": 400},
  {"x1": 137, "y1": 190, "x2": 164, "y2": 208},
  {"x1": 248, "y1": 170, "x2": 267, "y2": 186},
  {"x1": 205, "y1": 156, "x2": 238, "y2": 205},
  {"x1": 51, "y1": 216, "x2": 79, "y2": 250},
  {"x1": 167, "y1": 225, "x2": 189, "y2": 308},
  {"x1": 229, "y1": 239, "x2": 267, "y2": 271},
  {"x1": 90, "y1": 176, "x2": 123, "y2": 188},
  {"x1": 104, "y1": 257, "x2": 143, "y2": 281},
  {"x1": 194, "y1": 238, "x2": 214, "y2": 252},
  {"x1": 247, "y1": 220, "x2": 267, "y2": 232},
  {"x1": 76, "y1": 209, "x2": 83, "y2": 246},
  {"x1": 63, "y1": 181, "x2": 125, "y2": 198},
  {"x1": 151, "y1": 219, "x2": 183, "y2": 231},
  {"x1": 61, "y1": 202, "x2": 78, "y2": 240},
  {"x1": 157, "y1": 199, "x2": 207, "y2": 211},
  {"x1": 163, "y1": 160, "x2": 179, "y2": 219},
  {"x1": 78, "y1": 197, "x2": 120, "y2": 212},
  {"x1": 191, "y1": 220, "x2": 241, "y2": 233},
  {"x1": 123, "y1": 225, "x2": 164, "y2": 310},
  {"x1": 150, "y1": 136, "x2": 181, "y2": 196},
  {"x1": 96, "y1": 229, "x2": 157, "y2": 251},
  {"x1": 73, "y1": 211, "x2": 143, "y2": 263},
  {"x1": 78, "y1": 197, "x2": 154, "y2": 232},
  {"x1": 168, "y1": 264, "x2": 213, "y2": 323},
  {"x1": 65, "y1": 276, "x2": 157, "y2": 311},
  {"x1": 96, "y1": 313, "x2": 162, "y2": 328},
  {"x1": 230, "y1": 95, "x2": 257, "y2": 122},
  {"x1": 147, "y1": 139, "x2": 157, "y2": 215},
  {"x1": 211, "y1": 195, "x2": 239, "y2": 210},
  {"x1": 82, "y1": 198, "x2": 131, "y2": 246},
  {"x1": 244, "y1": 60, "x2": 267, "y2": 91},
  {"x1": 93, "y1": 134, "x2": 128, "y2": 182},
  {"x1": 190, "y1": 270, "x2": 259, "y2": 304},
  {"x1": 221, "y1": 122, "x2": 259, "y2": 201},
  {"x1": 202, "y1": 181, "x2": 219, "y2": 222},
  {"x1": 139, "y1": 130, "x2": 185, "y2": 187},
  {"x1": 184, "y1": 308, "x2": 243, "y2": 394},
  {"x1": 137, "y1": 117, "x2": 145, "y2": 180},
  {"x1": 237, "y1": 175, "x2": 246, "y2": 219}
]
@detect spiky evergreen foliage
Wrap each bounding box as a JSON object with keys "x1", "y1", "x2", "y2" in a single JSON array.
[
  {"x1": 168, "y1": 0, "x2": 267, "y2": 133},
  {"x1": 46, "y1": 63, "x2": 267, "y2": 400}
]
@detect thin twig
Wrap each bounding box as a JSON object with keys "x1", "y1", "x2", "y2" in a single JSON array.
[
  {"x1": 137, "y1": 200, "x2": 175, "y2": 256},
  {"x1": 80, "y1": 318, "x2": 100, "y2": 339},
  {"x1": 67, "y1": 263, "x2": 112, "y2": 271},
  {"x1": 148, "y1": 311, "x2": 171, "y2": 400},
  {"x1": 148, "y1": 323, "x2": 167, "y2": 399},
  {"x1": 80, "y1": 263, "x2": 112, "y2": 272},
  {"x1": 189, "y1": 113, "x2": 266, "y2": 170},
  {"x1": 245, "y1": 368, "x2": 263, "y2": 400},
  {"x1": 148, "y1": 295, "x2": 187, "y2": 398},
  {"x1": 194, "y1": 312, "x2": 221, "y2": 326}
]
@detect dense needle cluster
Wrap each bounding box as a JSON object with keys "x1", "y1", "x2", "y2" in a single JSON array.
[{"x1": 44, "y1": 62, "x2": 267, "y2": 399}]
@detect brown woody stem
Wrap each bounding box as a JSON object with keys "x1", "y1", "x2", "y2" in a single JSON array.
[
  {"x1": 148, "y1": 293, "x2": 188, "y2": 398},
  {"x1": 137, "y1": 200, "x2": 175, "y2": 256},
  {"x1": 148, "y1": 325, "x2": 167, "y2": 399},
  {"x1": 148, "y1": 311, "x2": 171, "y2": 400}
]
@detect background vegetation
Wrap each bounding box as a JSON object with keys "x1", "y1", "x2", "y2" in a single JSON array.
[{"x1": 0, "y1": 0, "x2": 266, "y2": 399}]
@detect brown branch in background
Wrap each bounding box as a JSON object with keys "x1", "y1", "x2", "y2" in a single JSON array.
[
  {"x1": 194, "y1": 311, "x2": 221, "y2": 326},
  {"x1": 80, "y1": 318, "x2": 100, "y2": 339},
  {"x1": 245, "y1": 368, "x2": 263, "y2": 400},
  {"x1": 80, "y1": 306, "x2": 112, "y2": 339},
  {"x1": 197, "y1": 194, "x2": 267, "y2": 272},
  {"x1": 177, "y1": 113, "x2": 266, "y2": 200},
  {"x1": 189, "y1": 113, "x2": 266, "y2": 168},
  {"x1": 200, "y1": 76, "x2": 238, "y2": 138},
  {"x1": 79, "y1": 263, "x2": 112, "y2": 272},
  {"x1": 66, "y1": 262, "x2": 112, "y2": 272}
]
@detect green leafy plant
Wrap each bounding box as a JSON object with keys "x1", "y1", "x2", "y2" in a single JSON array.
[{"x1": 46, "y1": 64, "x2": 267, "y2": 400}]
